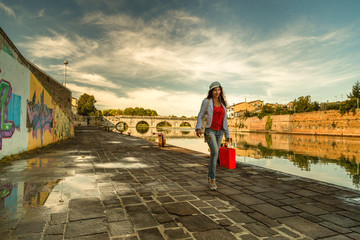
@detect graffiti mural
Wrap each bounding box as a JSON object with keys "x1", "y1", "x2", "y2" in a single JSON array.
[
  {"x1": 27, "y1": 90, "x2": 53, "y2": 147},
  {"x1": 54, "y1": 105, "x2": 72, "y2": 140},
  {"x1": 8, "y1": 94, "x2": 21, "y2": 130},
  {"x1": 1, "y1": 29, "x2": 73, "y2": 157},
  {"x1": 0, "y1": 78, "x2": 15, "y2": 150}
]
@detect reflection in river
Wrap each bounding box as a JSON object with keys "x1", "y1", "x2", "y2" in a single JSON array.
[
  {"x1": 120, "y1": 126, "x2": 197, "y2": 138},
  {"x1": 234, "y1": 133, "x2": 360, "y2": 190},
  {"x1": 138, "y1": 128, "x2": 360, "y2": 190}
]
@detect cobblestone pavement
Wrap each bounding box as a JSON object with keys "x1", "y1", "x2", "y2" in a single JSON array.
[{"x1": 1, "y1": 127, "x2": 360, "y2": 240}]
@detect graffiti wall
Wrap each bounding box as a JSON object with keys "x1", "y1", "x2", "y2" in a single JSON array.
[
  {"x1": 0, "y1": 28, "x2": 74, "y2": 158},
  {"x1": 0, "y1": 49, "x2": 30, "y2": 156}
]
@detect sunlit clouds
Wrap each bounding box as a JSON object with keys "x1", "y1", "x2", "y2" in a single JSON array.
[{"x1": 4, "y1": 1, "x2": 359, "y2": 116}]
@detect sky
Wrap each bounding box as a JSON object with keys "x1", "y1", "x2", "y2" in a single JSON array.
[{"x1": 1, "y1": 0, "x2": 360, "y2": 117}]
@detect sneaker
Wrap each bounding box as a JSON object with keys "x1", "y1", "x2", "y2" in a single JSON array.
[{"x1": 209, "y1": 179, "x2": 217, "y2": 190}]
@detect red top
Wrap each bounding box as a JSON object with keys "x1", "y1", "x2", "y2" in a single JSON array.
[{"x1": 210, "y1": 105, "x2": 225, "y2": 131}]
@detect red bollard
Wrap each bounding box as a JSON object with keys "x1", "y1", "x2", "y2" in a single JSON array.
[{"x1": 153, "y1": 132, "x2": 165, "y2": 147}]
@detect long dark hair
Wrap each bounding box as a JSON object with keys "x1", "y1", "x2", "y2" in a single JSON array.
[{"x1": 206, "y1": 86, "x2": 227, "y2": 107}]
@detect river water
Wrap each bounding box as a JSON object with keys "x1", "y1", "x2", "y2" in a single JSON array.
[{"x1": 126, "y1": 127, "x2": 360, "y2": 191}]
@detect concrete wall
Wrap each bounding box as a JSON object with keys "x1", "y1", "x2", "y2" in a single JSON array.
[
  {"x1": 0, "y1": 27, "x2": 74, "y2": 158},
  {"x1": 229, "y1": 110, "x2": 360, "y2": 137}
]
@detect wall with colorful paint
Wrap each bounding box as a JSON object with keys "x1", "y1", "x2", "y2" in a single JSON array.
[{"x1": 0, "y1": 27, "x2": 74, "y2": 158}]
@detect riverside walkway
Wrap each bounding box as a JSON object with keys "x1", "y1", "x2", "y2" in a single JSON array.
[{"x1": 0, "y1": 127, "x2": 360, "y2": 240}]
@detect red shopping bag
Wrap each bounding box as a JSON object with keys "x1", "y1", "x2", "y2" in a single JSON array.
[{"x1": 219, "y1": 147, "x2": 236, "y2": 169}]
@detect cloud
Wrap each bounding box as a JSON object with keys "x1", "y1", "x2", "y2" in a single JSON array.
[
  {"x1": 37, "y1": 8, "x2": 45, "y2": 17},
  {"x1": 74, "y1": 11, "x2": 254, "y2": 86},
  {"x1": 70, "y1": 72, "x2": 120, "y2": 89},
  {"x1": 19, "y1": 9, "x2": 359, "y2": 115},
  {"x1": 0, "y1": 2, "x2": 16, "y2": 18},
  {"x1": 67, "y1": 83, "x2": 204, "y2": 116}
]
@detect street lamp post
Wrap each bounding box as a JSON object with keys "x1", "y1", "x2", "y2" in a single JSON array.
[{"x1": 64, "y1": 60, "x2": 68, "y2": 86}]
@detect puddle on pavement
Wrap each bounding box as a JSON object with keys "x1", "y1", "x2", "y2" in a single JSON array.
[
  {"x1": 345, "y1": 197, "x2": 360, "y2": 204},
  {"x1": 0, "y1": 155, "x2": 101, "y2": 219},
  {"x1": 95, "y1": 156, "x2": 150, "y2": 169},
  {"x1": 75, "y1": 163, "x2": 93, "y2": 168},
  {"x1": 73, "y1": 155, "x2": 97, "y2": 161},
  {"x1": 1, "y1": 157, "x2": 59, "y2": 218},
  {"x1": 44, "y1": 174, "x2": 99, "y2": 212},
  {"x1": 0, "y1": 179, "x2": 60, "y2": 220},
  {"x1": 0, "y1": 152, "x2": 150, "y2": 221},
  {"x1": 95, "y1": 162, "x2": 149, "y2": 169}
]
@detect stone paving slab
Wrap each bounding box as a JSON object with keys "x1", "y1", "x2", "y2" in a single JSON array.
[
  {"x1": 178, "y1": 214, "x2": 222, "y2": 232},
  {"x1": 1, "y1": 127, "x2": 360, "y2": 240},
  {"x1": 65, "y1": 218, "x2": 108, "y2": 238},
  {"x1": 163, "y1": 201, "x2": 199, "y2": 216}
]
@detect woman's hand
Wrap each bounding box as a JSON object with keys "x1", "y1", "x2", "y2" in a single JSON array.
[{"x1": 196, "y1": 129, "x2": 202, "y2": 138}]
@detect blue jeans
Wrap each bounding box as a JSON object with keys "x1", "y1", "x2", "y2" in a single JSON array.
[{"x1": 205, "y1": 128, "x2": 224, "y2": 180}]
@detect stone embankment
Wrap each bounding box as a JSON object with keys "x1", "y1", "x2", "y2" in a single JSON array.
[{"x1": 228, "y1": 110, "x2": 360, "y2": 137}]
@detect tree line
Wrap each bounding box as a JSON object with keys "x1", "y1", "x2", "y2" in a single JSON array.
[
  {"x1": 245, "y1": 80, "x2": 360, "y2": 119},
  {"x1": 102, "y1": 107, "x2": 158, "y2": 116},
  {"x1": 76, "y1": 94, "x2": 158, "y2": 116}
]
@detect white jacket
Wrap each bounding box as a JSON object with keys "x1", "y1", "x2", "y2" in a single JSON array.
[{"x1": 195, "y1": 98, "x2": 230, "y2": 138}]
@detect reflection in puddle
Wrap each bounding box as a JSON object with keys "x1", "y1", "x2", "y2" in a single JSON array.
[
  {"x1": 0, "y1": 157, "x2": 62, "y2": 217},
  {"x1": 23, "y1": 180, "x2": 59, "y2": 207},
  {"x1": 44, "y1": 174, "x2": 100, "y2": 212},
  {"x1": 75, "y1": 163, "x2": 93, "y2": 168},
  {"x1": 94, "y1": 156, "x2": 150, "y2": 169},
  {"x1": 95, "y1": 162, "x2": 149, "y2": 169},
  {"x1": 74, "y1": 155, "x2": 97, "y2": 161},
  {"x1": 27, "y1": 158, "x2": 54, "y2": 169},
  {"x1": 122, "y1": 157, "x2": 139, "y2": 162},
  {"x1": 0, "y1": 179, "x2": 60, "y2": 219}
]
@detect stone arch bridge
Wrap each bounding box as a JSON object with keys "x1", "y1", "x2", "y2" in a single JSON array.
[{"x1": 102, "y1": 115, "x2": 197, "y2": 130}]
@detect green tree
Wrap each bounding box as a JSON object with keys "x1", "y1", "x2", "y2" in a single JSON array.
[
  {"x1": 244, "y1": 110, "x2": 251, "y2": 117},
  {"x1": 293, "y1": 95, "x2": 314, "y2": 113},
  {"x1": 102, "y1": 109, "x2": 121, "y2": 116},
  {"x1": 258, "y1": 104, "x2": 274, "y2": 119},
  {"x1": 313, "y1": 101, "x2": 320, "y2": 111},
  {"x1": 339, "y1": 98, "x2": 357, "y2": 115},
  {"x1": 347, "y1": 80, "x2": 360, "y2": 99},
  {"x1": 90, "y1": 109, "x2": 102, "y2": 116},
  {"x1": 124, "y1": 107, "x2": 134, "y2": 115},
  {"x1": 77, "y1": 93, "x2": 97, "y2": 116}
]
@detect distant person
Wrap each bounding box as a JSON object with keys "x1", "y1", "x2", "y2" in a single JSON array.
[{"x1": 196, "y1": 81, "x2": 230, "y2": 190}]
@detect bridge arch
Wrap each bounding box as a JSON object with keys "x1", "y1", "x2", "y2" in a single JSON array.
[
  {"x1": 156, "y1": 121, "x2": 172, "y2": 133},
  {"x1": 180, "y1": 122, "x2": 192, "y2": 128},
  {"x1": 156, "y1": 121, "x2": 172, "y2": 128},
  {"x1": 136, "y1": 121, "x2": 150, "y2": 134},
  {"x1": 115, "y1": 121, "x2": 128, "y2": 132}
]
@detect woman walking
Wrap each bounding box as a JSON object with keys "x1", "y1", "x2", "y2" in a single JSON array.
[{"x1": 196, "y1": 81, "x2": 230, "y2": 190}]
